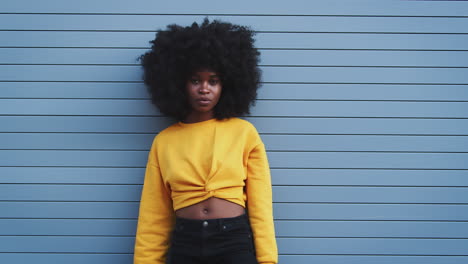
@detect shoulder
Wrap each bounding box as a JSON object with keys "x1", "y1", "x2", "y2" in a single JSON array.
[
  {"x1": 223, "y1": 117, "x2": 257, "y2": 131},
  {"x1": 150, "y1": 121, "x2": 180, "y2": 148},
  {"x1": 224, "y1": 118, "x2": 262, "y2": 146},
  {"x1": 157, "y1": 122, "x2": 179, "y2": 136}
]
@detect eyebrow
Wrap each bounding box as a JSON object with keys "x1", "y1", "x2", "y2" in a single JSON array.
[{"x1": 191, "y1": 74, "x2": 220, "y2": 78}]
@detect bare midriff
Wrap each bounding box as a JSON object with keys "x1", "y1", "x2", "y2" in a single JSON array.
[{"x1": 175, "y1": 197, "x2": 245, "y2": 220}]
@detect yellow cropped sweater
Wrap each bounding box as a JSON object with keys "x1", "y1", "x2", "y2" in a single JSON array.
[{"x1": 133, "y1": 117, "x2": 278, "y2": 264}]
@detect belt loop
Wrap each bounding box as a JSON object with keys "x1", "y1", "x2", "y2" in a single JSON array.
[
  {"x1": 218, "y1": 218, "x2": 225, "y2": 232},
  {"x1": 176, "y1": 220, "x2": 184, "y2": 231}
]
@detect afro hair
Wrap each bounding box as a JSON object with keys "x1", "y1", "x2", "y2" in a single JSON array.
[{"x1": 140, "y1": 18, "x2": 261, "y2": 121}]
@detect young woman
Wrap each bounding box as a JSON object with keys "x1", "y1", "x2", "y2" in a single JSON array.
[{"x1": 133, "y1": 19, "x2": 278, "y2": 264}]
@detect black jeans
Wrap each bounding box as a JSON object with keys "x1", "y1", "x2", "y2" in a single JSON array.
[{"x1": 166, "y1": 213, "x2": 258, "y2": 264}]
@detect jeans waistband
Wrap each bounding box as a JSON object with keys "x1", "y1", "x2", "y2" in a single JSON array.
[{"x1": 174, "y1": 213, "x2": 250, "y2": 233}]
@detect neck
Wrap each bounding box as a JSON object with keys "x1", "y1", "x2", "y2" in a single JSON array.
[{"x1": 183, "y1": 112, "x2": 214, "y2": 124}]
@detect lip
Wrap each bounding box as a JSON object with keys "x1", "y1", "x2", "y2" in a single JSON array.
[{"x1": 197, "y1": 98, "x2": 211, "y2": 103}]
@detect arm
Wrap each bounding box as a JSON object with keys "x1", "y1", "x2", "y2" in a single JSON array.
[
  {"x1": 134, "y1": 139, "x2": 175, "y2": 264},
  {"x1": 246, "y1": 141, "x2": 278, "y2": 264}
]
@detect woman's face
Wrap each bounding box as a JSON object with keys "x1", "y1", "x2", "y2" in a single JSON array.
[{"x1": 184, "y1": 70, "x2": 222, "y2": 122}]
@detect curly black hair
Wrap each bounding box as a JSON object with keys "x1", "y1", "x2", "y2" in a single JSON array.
[{"x1": 140, "y1": 18, "x2": 261, "y2": 121}]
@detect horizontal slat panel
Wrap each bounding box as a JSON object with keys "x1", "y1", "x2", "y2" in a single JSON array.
[
  {"x1": 2, "y1": 31, "x2": 468, "y2": 50},
  {"x1": 254, "y1": 101, "x2": 468, "y2": 117},
  {"x1": 1, "y1": 82, "x2": 468, "y2": 101},
  {"x1": 0, "y1": 202, "x2": 140, "y2": 219},
  {"x1": 2, "y1": 2, "x2": 467, "y2": 263},
  {"x1": 0, "y1": 150, "x2": 147, "y2": 167},
  {"x1": 0, "y1": 219, "x2": 136, "y2": 235},
  {"x1": 272, "y1": 169, "x2": 468, "y2": 187},
  {"x1": 0, "y1": 116, "x2": 170, "y2": 133},
  {"x1": 270, "y1": 152, "x2": 468, "y2": 169},
  {"x1": 2, "y1": 65, "x2": 468, "y2": 83},
  {"x1": 259, "y1": 32, "x2": 468, "y2": 50},
  {"x1": 1, "y1": 254, "x2": 467, "y2": 264},
  {"x1": 2, "y1": 150, "x2": 467, "y2": 169},
  {"x1": 2, "y1": 168, "x2": 468, "y2": 187},
  {"x1": 282, "y1": 202, "x2": 464, "y2": 220},
  {"x1": 0, "y1": 133, "x2": 154, "y2": 149},
  {"x1": 0, "y1": 99, "x2": 161, "y2": 116},
  {"x1": 2, "y1": 254, "x2": 468, "y2": 264},
  {"x1": 0, "y1": 82, "x2": 150, "y2": 99},
  {"x1": 4, "y1": 48, "x2": 468, "y2": 67},
  {"x1": 0, "y1": 185, "x2": 144, "y2": 201},
  {"x1": 2, "y1": 0, "x2": 468, "y2": 16},
  {"x1": 2, "y1": 202, "x2": 467, "y2": 220},
  {"x1": 274, "y1": 221, "x2": 468, "y2": 238},
  {"x1": 279, "y1": 256, "x2": 468, "y2": 264},
  {"x1": 0, "y1": 236, "x2": 467, "y2": 255},
  {"x1": 263, "y1": 135, "x2": 468, "y2": 152},
  {"x1": 2, "y1": 219, "x2": 468, "y2": 238},
  {"x1": 0, "y1": 48, "x2": 148, "y2": 65},
  {"x1": 3, "y1": 99, "x2": 468, "y2": 118},
  {"x1": 257, "y1": 84, "x2": 468, "y2": 101},
  {"x1": 3, "y1": 14, "x2": 468, "y2": 33},
  {"x1": 1, "y1": 185, "x2": 468, "y2": 203},
  {"x1": 0, "y1": 168, "x2": 146, "y2": 184},
  {"x1": 276, "y1": 238, "x2": 468, "y2": 255},
  {"x1": 255, "y1": 50, "x2": 468, "y2": 67},
  {"x1": 2, "y1": 133, "x2": 468, "y2": 152},
  {"x1": 251, "y1": 118, "x2": 468, "y2": 135},
  {"x1": 274, "y1": 186, "x2": 468, "y2": 203},
  {"x1": 2, "y1": 116, "x2": 468, "y2": 135},
  {"x1": 0, "y1": 254, "x2": 132, "y2": 264},
  {"x1": 0, "y1": 236, "x2": 134, "y2": 253}
]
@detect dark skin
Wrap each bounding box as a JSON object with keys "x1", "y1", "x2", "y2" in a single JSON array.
[{"x1": 175, "y1": 70, "x2": 246, "y2": 220}]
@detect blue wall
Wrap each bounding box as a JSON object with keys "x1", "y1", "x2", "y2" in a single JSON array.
[{"x1": 1, "y1": 1, "x2": 468, "y2": 263}]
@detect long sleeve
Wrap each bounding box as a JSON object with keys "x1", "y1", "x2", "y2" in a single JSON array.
[
  {"x1": 246, "y1": 141, "x2": 278, "y2": 264},
  {"x1": 134, "y1": 138, "x2": 175, "y2": 264}
]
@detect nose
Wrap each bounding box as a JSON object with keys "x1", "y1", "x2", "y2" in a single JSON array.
[{"x1": 199, "y1": 81, "x2": 209, "y2": 94}]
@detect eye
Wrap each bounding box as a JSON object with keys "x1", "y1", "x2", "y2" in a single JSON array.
[
  {"x1": 190, "y1": 78, "x2": 200, "y2": 85},
  {"x1": 209, "y1": 79, "x2": 220, "y2": 85}
]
